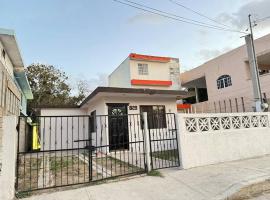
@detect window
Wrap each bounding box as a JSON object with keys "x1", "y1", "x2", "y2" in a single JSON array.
[
  {"x1": 217, "y1": 75, "x2": 232, "y2": 89},
  {"x1": 138, "y1": 63, "x2": 148, "y2": 75},
  {"x1": 140, "y1": 105, "x2": 166, "y2": 129}
]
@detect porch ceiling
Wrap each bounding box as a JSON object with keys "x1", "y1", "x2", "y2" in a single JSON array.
[
  {"x1": 257, "y1": 52, "x2": 270, "y2": 69},
  {"x1": 181, "y1": 76, "x2": 207, "y2": 88}
]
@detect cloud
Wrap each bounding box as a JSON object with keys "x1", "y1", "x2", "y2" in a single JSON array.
[
  {"x1": 197, "y1": 47, "x2": 232, "y2": 61},
  {"x1": 216, "y1": 0, "x2": 270, "y2": 31},
  {"x1": 128, "y1": 13, "x2": 167, "y2": 25}
]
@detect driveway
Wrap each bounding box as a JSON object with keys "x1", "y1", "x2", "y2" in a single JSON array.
[{"x1": 23, "y1": 155, "x2": 270, "y2": 200}]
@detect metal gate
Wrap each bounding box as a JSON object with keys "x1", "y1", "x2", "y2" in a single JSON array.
[
  {"x1": 16, "y1": 113, "x2": 180, "y2": 193},
  {"x1": 148, "y1": 113, "x2": 180, "y2": 169},
  {"x1": 16, "y1": 114, "x2": 146, "y2": 192}
]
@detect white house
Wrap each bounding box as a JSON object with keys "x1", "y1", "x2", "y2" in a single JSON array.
[{"x1": 39, "y1": 53, "x2": 191, "y2": 153}]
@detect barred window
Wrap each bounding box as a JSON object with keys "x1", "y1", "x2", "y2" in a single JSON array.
[
  {"x1": 6, "y1": 88, "x2": 20, "y2": 115},
  {"x1": 217, "y1": 75, "x2": 232, "y2": 89},
  {"x1": 140, "y1": 105, "x2": 166, "y2": 129},
  {"x1": 138, "y1": 63, "x2": 148, "y2": 75}
]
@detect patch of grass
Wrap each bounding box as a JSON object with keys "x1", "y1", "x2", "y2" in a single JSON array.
[
  {"x1": 16, "y1": 191, "x2": 32, "y2": 199},
  {"x1": 152, "y1": 149, "x2": 178, "y2": 161},
  {"x1": 49, "y1": 156, "x2": 75, "y2": 172},
  {"x1": 147, "y1": 170, "x2": 164, "y2": 177}
]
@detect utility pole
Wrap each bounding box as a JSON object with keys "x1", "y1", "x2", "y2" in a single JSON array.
[{"x1": 245, "y1": 14, "x2": 262, "y2": 112}]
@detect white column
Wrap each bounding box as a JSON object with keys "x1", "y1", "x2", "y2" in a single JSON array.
[
  {"x1": 143, "y1": 112, "x2": 151, "y2": 172},
  {"x1": 175, "y1": 114, "x2": 184, "y2": 169}
]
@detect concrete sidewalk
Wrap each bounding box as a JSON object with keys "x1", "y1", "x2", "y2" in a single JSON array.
[{"x1": 24, "y1": 155, "x2": 270, "y2": 200}]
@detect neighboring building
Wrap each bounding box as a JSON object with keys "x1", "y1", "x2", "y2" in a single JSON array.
[
  {"x1": 0, "y1": 28, "x2": 33, "y2": 173},
  {"x1": 40, "y1": 53, "x2": 190, "y2": 152},
  {"x1": 180, "y1": 33, "x2": 270, "y2": 113},
  {"x1": 0, "y1": 28, "x2": 33, "y2": 116}
]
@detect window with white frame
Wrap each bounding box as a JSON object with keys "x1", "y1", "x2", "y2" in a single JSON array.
[
  {"x1": 138, "y1": 63, "x2": 148, "y2": 75},
  {"x1": 217, "y1": 75, "x2": 232, "y2": 89}
]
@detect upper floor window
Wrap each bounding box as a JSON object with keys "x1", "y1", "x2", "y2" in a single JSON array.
[
  {"x1": 138, "y1": 63, "x2": 148, "y2": 75},
  {"x1": 217, "y1": 75, "x2": 232, "y2": 89}
]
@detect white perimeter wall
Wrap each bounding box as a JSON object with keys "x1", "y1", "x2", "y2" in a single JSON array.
[
  {"x1": 177, "y1": 112, "x2": 270, "y2": 169},
  {"x1": 0, "y1": 116, "x2": 17, "y2": 200}
]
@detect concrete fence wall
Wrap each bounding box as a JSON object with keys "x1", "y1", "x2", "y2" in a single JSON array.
[
  {"x1": 177, "y1": 112, "x2": 270, "y2": 169},
  {"x1": 0, "y1": 116, "x2": 18, "y2": 200}
]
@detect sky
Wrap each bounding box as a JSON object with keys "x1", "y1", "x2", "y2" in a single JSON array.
[{"x1": 1, "y1": 0, "x2": 270, "y2": 90}]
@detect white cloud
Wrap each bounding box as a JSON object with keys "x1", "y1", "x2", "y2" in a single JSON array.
[
  {"x1": 197, "y1": 47, "x2": 232, "y2": 61},
  {"x1": 217, "y1": 0, "x2": 270, "y2": 31},
  {"x1": 128, "y1": 13, "x2": 167, "y2": 25}
]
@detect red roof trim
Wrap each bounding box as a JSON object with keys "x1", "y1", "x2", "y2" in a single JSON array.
[
  {"x1": 131, "y1": 79, "x2": 172, "y2": 86},
  {"x1": 129, "y1": 53, "x2": 171, "y2": 63}
]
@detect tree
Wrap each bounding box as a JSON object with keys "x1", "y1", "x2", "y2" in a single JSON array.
[
  {"x1": 69, "y1": 80, "x2": 91, "y2": 105},
  {"x1": 26, "y1": 63, "x2": 73, "y2": 113}
]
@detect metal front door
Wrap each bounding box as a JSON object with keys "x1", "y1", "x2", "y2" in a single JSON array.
[{"x1": 108, "y1": 104, "x2": 129, "y2": 151}]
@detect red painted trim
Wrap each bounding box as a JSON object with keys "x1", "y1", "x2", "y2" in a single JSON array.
[
  {"x1": 129, "y1": 53, "x2": 171, "y2": 62},
  {"x1": 177, "y1": 104, "x2": 191, "y2": 110},
  {"x1": 131, "y1": 79, "x2": 172, "y2": 86}
]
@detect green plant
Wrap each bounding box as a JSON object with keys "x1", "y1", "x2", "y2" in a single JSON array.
[
  {"x1": 16, "y1": 191, "x2": 31, "y2": 199},
  {"x1": 147, "y1": 170, "x2": 164, "y2": 177}
]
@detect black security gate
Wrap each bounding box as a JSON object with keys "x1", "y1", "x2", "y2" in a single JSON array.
[
  {"x1": 16, "y1": 113, "x2": 180, "y2": 193},
  {"x1": 148, "y1": 113, "x2": 180, "y2": 169},
  {"x1": 16, "y1": 114, "x2": 146, "y2": 193}
]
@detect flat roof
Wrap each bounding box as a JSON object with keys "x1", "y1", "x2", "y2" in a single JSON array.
[
  {"x1": 80, "y1": 86, "x2": 193, "y2": 107},
  {"x1": 129, "y1": 53, "x2": 178, "y2": 63}
]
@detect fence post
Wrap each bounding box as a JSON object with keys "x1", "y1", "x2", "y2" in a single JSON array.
[
  {"x1": 175, "y1": 113, "x2": 184, "y2": 169},
  {"x1": 143, "y1": 112, "x2": 151, "y2": 172}
]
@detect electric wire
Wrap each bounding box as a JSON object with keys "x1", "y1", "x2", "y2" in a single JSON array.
[{"x1": 112, "y1": 0, "x2": 246, "y2": 34}]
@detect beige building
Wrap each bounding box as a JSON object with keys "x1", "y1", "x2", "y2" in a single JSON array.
[{"x1": 180, "y1": 33, "x2": 270, "y2": 113}]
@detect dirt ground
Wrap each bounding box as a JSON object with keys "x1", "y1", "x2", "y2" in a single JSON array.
[{"x1": 227, "y1": 180, "x2": 270, "y2": 200}]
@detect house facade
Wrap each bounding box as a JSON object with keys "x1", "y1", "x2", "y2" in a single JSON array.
[
  {"x1": 180, "y1": 33, "x2": 270, "y2": 113},
  {"x1": 40, "y1": 53, "x2": 190, "y2": 153}
]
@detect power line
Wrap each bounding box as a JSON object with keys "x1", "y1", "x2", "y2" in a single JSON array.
[
  {"x1": 168, "y1": 0, "x2": 231, "y2": 28},
  {"x1": 112, "y1": 0, "x2": 246, "y2": 34},
  {"x1": 123, "y1": 0, "x2": 223, "y2": 28},
  {"x1": 256, "y1": 15, "x2": 270, "y2": 23}
]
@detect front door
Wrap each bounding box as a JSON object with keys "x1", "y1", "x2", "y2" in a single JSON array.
[{"x1": 108, "y1": 104, "x2": 129, "y2": 151}]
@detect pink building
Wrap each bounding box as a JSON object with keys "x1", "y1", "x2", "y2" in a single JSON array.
[{"x1": 180, "y1": 33, "x2": 270, "y2": 113}]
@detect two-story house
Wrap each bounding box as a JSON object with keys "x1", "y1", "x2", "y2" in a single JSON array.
[
  {"x1": 40, "y1": 53, "x2": 190, "y2": 152},
  {"x1": 180, "y1": 33, "x2": 270, "y2": 113}
]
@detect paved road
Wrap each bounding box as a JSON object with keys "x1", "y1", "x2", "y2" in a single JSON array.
[{"x1": 24, "y1": 155, "x2": 270, "y2": 200}]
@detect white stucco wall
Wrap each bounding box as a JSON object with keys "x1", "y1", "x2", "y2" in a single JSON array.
[
  {"x1": 108, "y1": 58, "x2": 131, "y2": 88},
  {"x1": 130, "y1": 59, "x2": 181, "y2": 90},
  {"x1": 177, "y1": 112, "x2": 270, "y2": 169},
  {"x1": 0, "y1": 116, "x2": 17, "y2": 200},
  {"x1": 40, "y1": 96, "x2": 178, "y2": 154}
]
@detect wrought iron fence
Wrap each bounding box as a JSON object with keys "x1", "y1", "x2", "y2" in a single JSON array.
[
  {"x1": 16, "y1": 114, "x2": 146, "y2": 192},
  {"x1": 147, "y1": 113, "x2": 180, "y2": 169}
]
